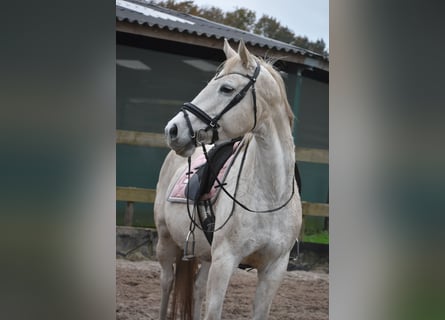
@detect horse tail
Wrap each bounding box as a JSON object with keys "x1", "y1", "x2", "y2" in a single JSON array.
[{"x1": 170, "y1": 252, "x2": 198, "y2": 320}]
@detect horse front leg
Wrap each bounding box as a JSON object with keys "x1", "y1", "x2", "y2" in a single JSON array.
[
  {"x1": 203, "y1": 249, "x2": 238, "y2": 320},
  {"x1": 193, "y1": 260, "x2": 210, "y2": 320},
  {"x1": 156, "y1": 234, "x2": 179, "y2": 320},
  {"x1": 158, "y1": 260, "x2": 174, "y2": 320},
  {"x1": 252, "y1": 254, "x2": 289, "y2": 320}
]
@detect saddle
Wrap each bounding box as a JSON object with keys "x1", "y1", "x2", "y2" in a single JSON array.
[
  {"x1": 185, "y1": 139, "x2": 240, "y2": 202},
  {"x1": 168, "y1": 139, "x2": 241, "y2": 244},
  {"x1": 168, "y1": 139, "x2": 240, "y2": 204}
]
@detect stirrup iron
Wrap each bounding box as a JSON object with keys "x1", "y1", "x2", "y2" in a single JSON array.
[
  {"x1": 290, "y1": 239, "x2": 300, "y2": 261},
  {"x1": 182, "y1": 230, "x2": 195, "y2": 261}
]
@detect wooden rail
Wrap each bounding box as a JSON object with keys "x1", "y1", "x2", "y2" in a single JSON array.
[
  {"x1": 117, "y1": 186, "x2": 156, "y2": 203},
  {"x1": 117, "y1": 130, "x2": 329, "y2": 164},
  {"x1": 117, "y1": 130, "x2": 166, "y2": 149},
  {"x1": 116, "y1": 130, "x2": 329, "y2": 241},
  {"x1": 117, "y1": 187, "x2": 329, "y2": 228}
]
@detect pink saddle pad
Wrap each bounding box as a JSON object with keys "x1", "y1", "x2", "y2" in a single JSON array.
[{"x1": 168, "y1": 143, "x2": 239, "y2": 203}]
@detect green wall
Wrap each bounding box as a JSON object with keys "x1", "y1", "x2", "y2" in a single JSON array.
[{"x1": 116, "y1": 44, "x2": 329, "y2": 229}]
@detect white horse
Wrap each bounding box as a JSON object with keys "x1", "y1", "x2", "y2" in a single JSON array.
[{"x1": 154, "y1": 39, "x2": 302, "y2": 320}]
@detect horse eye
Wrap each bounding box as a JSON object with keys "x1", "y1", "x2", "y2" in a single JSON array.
[{"x1": 220, "y1": 84, "x2": 235, "y2": 94}]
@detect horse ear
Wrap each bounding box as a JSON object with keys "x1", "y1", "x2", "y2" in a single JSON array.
[
  {"x1": 238, "y1": 40, "x2": 253, "y2": 68},
  {"x1": 223, "y1": 38, "x2": 237, "y2": 59}
]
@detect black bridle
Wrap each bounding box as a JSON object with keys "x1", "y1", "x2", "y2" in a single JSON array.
[{"x1": 181, "y1": 63, "x2": 261, "y2": 145}]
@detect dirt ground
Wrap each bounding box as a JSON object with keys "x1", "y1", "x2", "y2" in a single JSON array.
[{"x1": 116, "y1": 258, "x2": 328, "y2": 320}]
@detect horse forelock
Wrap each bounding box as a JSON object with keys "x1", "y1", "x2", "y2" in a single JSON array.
[{"x1": 219, "y1": 56, "x2": 242, "y2": 74}]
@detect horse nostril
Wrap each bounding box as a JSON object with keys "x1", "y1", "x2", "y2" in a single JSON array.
[{"x1": 169, "y1": 124, "x2": 178, "y2": 139}]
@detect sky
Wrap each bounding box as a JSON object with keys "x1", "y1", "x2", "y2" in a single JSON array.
[{"x1": 191, "y1": 0, "x2": 329, "y2": 50}]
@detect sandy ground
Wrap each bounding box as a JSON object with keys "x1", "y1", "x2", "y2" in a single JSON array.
[{"x1": 116, "y1": 258, "x2": 328, "y2": 320}]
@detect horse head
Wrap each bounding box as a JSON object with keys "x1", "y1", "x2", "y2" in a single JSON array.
[{"x1": 165, "y1": 39, "x2": 284, "y2": 157}]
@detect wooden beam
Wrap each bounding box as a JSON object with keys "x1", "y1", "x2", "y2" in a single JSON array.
[
  {"x1": 116, "y1": 130, "x2": 328, "y2": 164},
  {"x1": 116, "y1": 21, "x2": 329, "y2": 72},
  {"x1": 124, "y1": 202, "x2": 134, "y2": 226},
  {"x1": 117, "y1": 130, "x2": 166, "y2": 148},
  {"x1": 117, "y1": 21, "x2": 223, "y2": 50},
  {"x1": 116, "y1": 187, "x2": 329, "y2": 217},
  {"x1": 295, "y1": 147, "x2": 329, "y2": 164},
  {"x1": 302, "y1": 201, "x2": 329, "y2": 217},
  {"x1": 116, "y1": 187, "x2": 156, "y2": 203}
]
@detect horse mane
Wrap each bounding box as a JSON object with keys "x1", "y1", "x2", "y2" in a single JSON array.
[{"x1": 259, "y1": 59, "x2": 295, "y2": 129}]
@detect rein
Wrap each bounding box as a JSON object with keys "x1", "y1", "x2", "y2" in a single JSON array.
[
  {"x1": 184, "y1": 137, "x2": 296, "y2": 237},
  {"x1": 202, "y1": 140, "x2": 295, "y2": 214}
]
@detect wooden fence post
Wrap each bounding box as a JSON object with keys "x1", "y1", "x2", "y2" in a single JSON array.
[
  {"x1": 124, "y1": 201, "x2": 134, "y2": 226},
  {"x1": 298, "y1": 217, "x2": 306, "y2": 242}
]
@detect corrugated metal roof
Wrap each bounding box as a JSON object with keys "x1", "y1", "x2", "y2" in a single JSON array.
[{"x1": 116, "y1": 0, "x2": 328, "y2": 62}]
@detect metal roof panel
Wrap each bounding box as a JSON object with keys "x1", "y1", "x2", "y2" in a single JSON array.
[{"x1": 116, "y1": 0, "x2": 328, "y2": 62}]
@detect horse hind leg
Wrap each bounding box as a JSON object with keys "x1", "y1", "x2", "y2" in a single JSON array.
[{"x1": 252, "y1": 254, "x2": 289, "y2": 320}]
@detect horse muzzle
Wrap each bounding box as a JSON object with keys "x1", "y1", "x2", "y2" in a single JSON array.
[{"x1": 165, "y1": 121, "x2": 196, "y2": 157}]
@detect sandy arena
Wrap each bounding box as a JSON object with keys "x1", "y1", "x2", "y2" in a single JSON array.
[{"x1": 116, "y1": 258, "x2": 328, "y2": 319}]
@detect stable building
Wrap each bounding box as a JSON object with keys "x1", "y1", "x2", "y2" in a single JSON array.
[{"x1": 116, "y1": 0, "x2": 329, "y2": 236}]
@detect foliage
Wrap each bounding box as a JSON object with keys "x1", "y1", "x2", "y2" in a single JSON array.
[
  {"x1": 254, "y1": 15, "x2": 295, "y2": 44},
  {"x1": 293, "y1": 36, "x2": 326, "y2": 55},
  {"x1": 151, "y1": 0, "x2": 328, "y2": 55},
  {"x1": 157, "y1": 0, "x2": 200, "y2": 15},
  {"x1": 224, "y1": 8, "x2": 256, "y2": 32},
  {"x1": 303, "y1": 230, "x2": 329, "y2": 244},
  {"x1": 198, "y1": 6, "x2": 225, "y2": 24}
]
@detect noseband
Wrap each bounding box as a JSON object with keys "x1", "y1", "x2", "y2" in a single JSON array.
[{"x1": 181, "y1": 63, "x2": 261, "y2": 145}]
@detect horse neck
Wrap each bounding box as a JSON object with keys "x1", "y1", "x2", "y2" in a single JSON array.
[{"x1": 243, "y1": 110, "x2": 295, "y2": 204}]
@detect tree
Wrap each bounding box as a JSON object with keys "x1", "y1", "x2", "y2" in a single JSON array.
[
  {"x1": 223, "y1": 8, "x2": 256, "y2": 32},
  {"x1": 152, "y1": 0, "x2": 328, "y2": 55},
  {"x1": 198, "y1": 6, "x2": 225, "y2": 24},
  {"x1": 152, "y1": 0, "x2": 200, "y2": 15},
  {"x1": 254, "y1": 15, "x2": 295, "y2": 44},
  {"x1": 309, "y1": 39, "x2": 326, "y2": 54}
]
